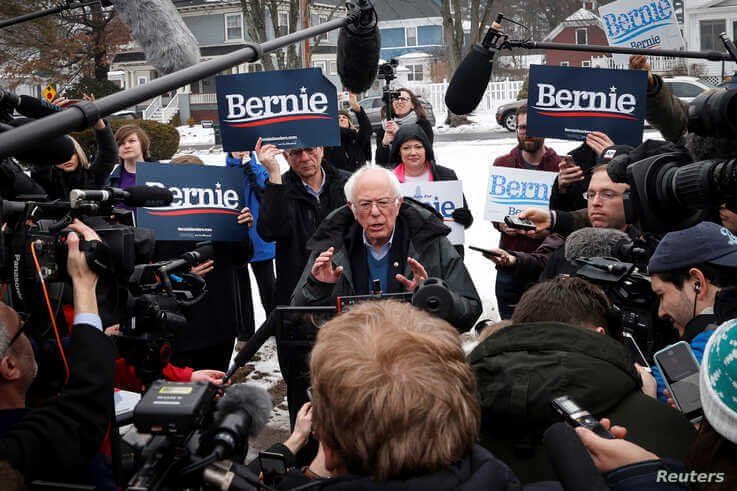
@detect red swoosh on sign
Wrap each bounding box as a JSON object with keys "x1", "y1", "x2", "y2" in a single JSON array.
[
  {"x1": 536, "y1": 111, "x2": 638, "y2": 121},
  {"x1": 145, "y1": 209, "x2": 240, "y2": 216},
  {"x1": 228, "y1": 115, "x2": 333, "y2": 128}
]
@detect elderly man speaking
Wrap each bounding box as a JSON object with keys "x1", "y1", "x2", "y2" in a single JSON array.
[{"x1": 291, "y1": 165, "x2": 481, "y2": 332}]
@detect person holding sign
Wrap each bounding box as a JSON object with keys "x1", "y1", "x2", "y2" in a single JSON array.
[
  {"x1": 375, "y1": 88, "x2": 434, "y2": 167},
  {"x1": 387, "y1": 123, "x2": 473, "y2": 257},
  {"x1": 491, "y1": 104, "x2": 561, "y2": 319},
  {"x1": 324, "y1": 93, "x2": 372, "y2": 173},
  {"x1": 291, "y1": 165, "x2": 481, "y2": 333}
]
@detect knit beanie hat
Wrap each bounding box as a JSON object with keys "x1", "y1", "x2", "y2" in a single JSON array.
[{"x1": 700, "y1": 317, "x2": 737, "y2": 444}]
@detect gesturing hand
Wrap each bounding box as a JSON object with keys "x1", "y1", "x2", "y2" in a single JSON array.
[
  {"x1": 255, "y1": 137, "x2": 284, "y2": 182},
  {"x1": 395, "y1": 257, "x2": 428, "y2": 292},
  {"x1": 311, "y1": 247, "x2": 343, "y2": 284}
]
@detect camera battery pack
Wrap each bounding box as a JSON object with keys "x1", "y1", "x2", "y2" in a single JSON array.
[{"x1": 134, "y1": 381, "x2": 216, "y2": 436}]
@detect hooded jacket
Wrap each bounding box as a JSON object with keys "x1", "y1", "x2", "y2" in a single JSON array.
[
  {"x1": 257, "y1": 162, "x2": 349, "y2": 306},
  {"x1": 468, "y1": 322, "x2": 697, "y2": 484},
  {"x1": 291, "y1": 199, "x2": 482, "y2": 332},
  {"x1": 324, "y1": 106, "x2": 372, "y2": 173}
]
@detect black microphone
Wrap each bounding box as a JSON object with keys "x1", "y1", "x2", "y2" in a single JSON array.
[
  {"x1": 564, "y1": 228, "x2": 633, "y2": 263},
  {"x1": 16, "y1": 95, "x2": 65, "y2": 120},
  {"x1": 543, "y1": 423, "x2": 609, "y2": 491},
  {"x1": 1, "y1": 119, "x2": 75, "y2": 167},
  {"x1": 337, "y1": 0, "x2": 380, "y2": 93},
  {"x1": 159, "y1": 242, "x2": 215, "y2": 274},
  {"x1": 109, "y1": 0, "x2": 201, "y2": 75},
  {"x1": 445, "y1": 45, "x2": 496, "y2": 115},
  {"x1": 69, "y1": 185, "x2": 174, "y2": 208},
  {"x1": 209, "y1": 383, "x2": 272, "y2": 460}
]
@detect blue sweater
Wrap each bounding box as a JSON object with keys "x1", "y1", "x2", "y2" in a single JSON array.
[{"x1": 226, "y1": 153, "x2": 275, "y2": 262}]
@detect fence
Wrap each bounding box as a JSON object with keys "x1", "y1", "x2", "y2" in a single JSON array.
[
  {"x1": 406, "y1": 78, "x2": 524, "y2": 116},
  {"x1": 590, "y1": 55, "x2": 686, "y2": 73}
]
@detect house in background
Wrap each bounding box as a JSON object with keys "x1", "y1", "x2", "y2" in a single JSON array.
[
  {"x1": 683, "y1": 0, "x2": 737, "y2": 82},
  {"x1": 542, "y1": 1, "x2": 610, "y2": 68}
]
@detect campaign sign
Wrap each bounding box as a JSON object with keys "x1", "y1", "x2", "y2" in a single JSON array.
[
  {"x1": 483, "y1": 167, "x2": 558, "y2": 222},
  {"x1": 216, "y1": 68, "x2": 340, "y2": 151},
  {"x1": 526, "y1": 65, "x2": 647, "y2": 146},
  {"x1": 400, "y1": 181, "x2": 465, "y2": 245},
  {"x1": 136, "y1": 163, "x2": 247, "y2": 242},
  {"x1": 599, "y1": 0, "x2": 686, "y2": 65}
]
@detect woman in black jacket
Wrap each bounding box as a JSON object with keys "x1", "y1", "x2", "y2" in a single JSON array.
[
  {"x1": 31, "y1": 117, "x2": 117, "y2": 200},
  {"x1": 375, "y1": 87, "x2": 433, "y2": 167},
  {"x1": 323, "y1": 93, "x2": 371, "y2": 173}
]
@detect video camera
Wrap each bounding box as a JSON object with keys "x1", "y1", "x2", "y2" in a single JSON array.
[{"x1": 378, "y1": 58, "x2": 401, "y2": 120}]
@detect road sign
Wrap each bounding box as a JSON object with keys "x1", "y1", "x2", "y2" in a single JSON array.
[{"x1": 42, "y1": 84, "x2": 57, "y2": 102}]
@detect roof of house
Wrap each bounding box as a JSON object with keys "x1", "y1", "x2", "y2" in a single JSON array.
[{"x1": 542, "y1": 7, "x2": 606, "y2": 42}]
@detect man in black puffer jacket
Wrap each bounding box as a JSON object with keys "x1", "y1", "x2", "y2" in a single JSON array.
[{"x1": 469, "y1": 277, "x2": 696, "y2": 484}]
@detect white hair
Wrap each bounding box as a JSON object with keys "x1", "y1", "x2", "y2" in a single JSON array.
[{"x1": 343, "y1": 164, "x2": 402, "y2": 203}]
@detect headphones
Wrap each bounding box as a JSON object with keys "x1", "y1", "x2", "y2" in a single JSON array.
[{"x1": 694, "y1": 282, "x2": 702, "y2": 293}]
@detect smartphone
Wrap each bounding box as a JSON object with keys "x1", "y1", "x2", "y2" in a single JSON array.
[
  {"x1": 469, "y1": 245, "x2": 503, "y2": 257},
  {"x1": 654, "y1": 342, "x2": 703, "y2": 423},
  {"x1": 504, "y1": 215, "x2": 537, "y2": 231},
  {"x1": 552, "y1": 395, "x2": 616, "y2": 439},
  {"x1": 622, "y1": 331, "x2": 651, "y2": 371},
  {"x1": 259, "y1": 451, "x2": 287, "y2": 482},
  {"x1": 559, "y1": 155, "x2": 576, "y2": 168}
]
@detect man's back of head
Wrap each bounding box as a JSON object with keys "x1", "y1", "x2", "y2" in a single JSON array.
[{"x1": 310, "y1": 300, "x2": 479, "y2": 481}]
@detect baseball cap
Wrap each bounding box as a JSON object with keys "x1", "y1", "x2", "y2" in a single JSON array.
[{"x1": 648, "y1": 221, "x2": 737, "y2": 274}]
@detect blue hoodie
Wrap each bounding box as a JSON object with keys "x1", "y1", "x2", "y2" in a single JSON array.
[{"x1": 226, "y1": 153, "x2": 275, "y2": 262}]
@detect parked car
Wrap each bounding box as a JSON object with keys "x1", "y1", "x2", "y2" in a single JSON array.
[
  {"x1": 661, "y1": 76, "x2": 714, "y2": 103},
  {"x1": 496, "y1": 99, "x2": 526, "y2": 132},
  {"x1": 358, "y1": 95, "x2": 436, "y2": 133}
]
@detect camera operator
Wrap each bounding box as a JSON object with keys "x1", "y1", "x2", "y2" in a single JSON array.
[
  {"x1": 647, "y1": 221, "x2": 737, "y2": 402},
  {"x1": 0, "y1": 219, "x2": 115, "y2": 486},
  {"x1": 324, "y1": 92, "x2": 372, "y2": 173},
  {"x1": 468, "y1": 277, "x2": 696, "y2": 484},
  {"x1": 291, "y1": 165, "x2": 481, "y2": 333},
  {"x1": 374, "y1": 88, "x2": 433, "y2": 167},
  {"x1": 30, "y1": 95, "x2": 118, "y2": 201}
]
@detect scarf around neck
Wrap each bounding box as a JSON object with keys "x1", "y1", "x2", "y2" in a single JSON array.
[{"x1": 382, "y1": 110, "x2": 418, "y2": 130}]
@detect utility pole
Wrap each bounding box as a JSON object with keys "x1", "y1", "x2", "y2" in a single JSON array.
[{"x1": 302, "y1": 0, "x2": 311, "y2": 67}]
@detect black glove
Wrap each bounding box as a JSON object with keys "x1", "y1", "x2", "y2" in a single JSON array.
[{"x1": 452, "y1": 207, "x2": 473, "y2": 228}]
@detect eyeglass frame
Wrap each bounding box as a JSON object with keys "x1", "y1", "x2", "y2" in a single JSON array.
[
  {"x1": 583, "y1": 189, "x2": 625, "y2": 201},
  {"x1": 286, "y1": 147, "x2": 319, "y2": 158},
  {"x1": 4, "y1": 312, "x2": 29, "y2": 355},
  {"x1": 352, "y1": 196, "x2": 401, "y2": 214},
  {"x1": 393, "y1": 96, "x2": 412, "y2": 103}
]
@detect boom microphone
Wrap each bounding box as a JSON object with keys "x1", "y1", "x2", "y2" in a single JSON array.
[
  {"x1": 543, "y1": 423, "x2": 609, "y2": 491},
  {"x1": 337, "y1": 0, "x2": 380, "y2": 93},
  {"x1": 445, "y1": 45, "x2": 496, "y2": 115},
  {"x1": 69, "y1": 185, "x2": 174, "y2": 208},
  {"x1": 109, "y1": 0, "x2": 201, "y2": 74},
  {"x1": 564, "y1": 228, "x2": 644, "y2": 263},
  {"x1": 208, "y1": 383, "x2": 273, "y2": 459}
]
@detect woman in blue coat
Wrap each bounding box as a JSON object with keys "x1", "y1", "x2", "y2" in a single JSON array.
[{"x1": 226, "y1": 151, "x2": 276, "y2": 345}]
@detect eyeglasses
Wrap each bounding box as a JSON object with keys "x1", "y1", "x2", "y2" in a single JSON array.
[
  {"x1": 394, "y1": 96, "x2": 411, "y2": 103},
  {"x1": 584, "y1": 190, "x2": 624, "y2": 201},
  {"x1": 4, "y1": 312, "x2": 29, "y2": 355},
  {"x1": 354, "y1": 198, "x2": 398, "y2": 214},
  {"x1": 287, "y1": 147, "x2": 318, "y2": 158}
]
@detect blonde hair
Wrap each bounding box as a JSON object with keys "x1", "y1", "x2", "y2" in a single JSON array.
[
  {"x1": 170, "y1": 154, "x2": 204, "y2": 165},
  {"x1": 69, "y1": 136, "x2": 89, "y2": 169},
  {"x1": 310, "y1": 300, "x2": 480, "y2": 480}
]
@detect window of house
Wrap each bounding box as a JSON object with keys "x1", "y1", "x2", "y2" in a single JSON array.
[
  {"x1": 225, "y1": 13, "x2": 243, "y2": 41},
  {"x1": 278, "y1": 12, "x2": 289, "y2": 37},
  {"x1": 248, "y1": 63, "x2": 264, "y2": 73},
  {"x1": 576, "y1": 28, "x2": 588, "y2": 45},
  {"x1": 700, "y1": 19, "x2": 725, "y2": 51},
  {"x1": 313, "y1": 60, "x2": 327, "y2": 74},
  {"x1": 329, "y1": 61, "x2": 337, "y2": 75},
  {"x1": 582, "y1": 60, "x2": 591, "y2": 67},
  {"x1": 406, "y1": 27, "x2": 417, "y2": 47},
  {"x1": 407, "y1": 64, "x2": 423, "y2": 81},
  {"x1": 560, "y1": 61, "x2": 570, "y2": 67},
  {"x1": 137, "y1": 76, "x2": 148, "y2": 86},
  {"x1": 316, "y1": 15, "x2": 329, "y2": 42}
]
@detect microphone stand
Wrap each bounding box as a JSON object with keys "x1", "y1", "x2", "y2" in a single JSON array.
[
  {"x1": 0, "y1": 2, "x2": 369, "y2": 159},
  {"x1": 0, "y1": 0, "x2": 104, "y2": 29}
]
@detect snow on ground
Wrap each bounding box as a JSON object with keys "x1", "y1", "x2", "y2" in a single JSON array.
[
  {"x1": 177, "y1": 125, "x2": 215, "y2": 146},
  {"x1": 434, "y1": 112, "x2": 510, "y2": 136},
  {"x1": 183, "y1": 128, "x2": 664, "y2": 453}
]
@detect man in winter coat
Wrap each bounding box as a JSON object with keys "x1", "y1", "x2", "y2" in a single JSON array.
[
  {"x1": 291, "y1": 165, "x2": 481, "y2": 333},
  {"x1": 469, "y1": 277, "x2": 696, "y2": 484}
]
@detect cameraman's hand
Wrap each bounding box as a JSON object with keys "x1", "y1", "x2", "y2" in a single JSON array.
[
  {"x1": 382, "y1": 120, "x2": 399, "y2": 146},
  {"x1": 191, "y1": 259, "x2": 215, "y2": 277},
  {"x1": 66, "y1": 219, "x2": 100, "y2": 315},
  {"x1": 285, "y1": 402, "x2": 312, "y2": 454},
  {"x1": 190, "y1": 369, "x2": 225, "y2": 386},
  {"x1": 576, "y1": 419, "x2": 658, "y2": 473},
  {"x1": 629, "y1": 55, "x2": 655, "y2": 89}
]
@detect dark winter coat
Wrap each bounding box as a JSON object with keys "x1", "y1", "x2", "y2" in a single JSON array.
[
  {"x1": 291, "y1": 199, "x2": 482, "y2": 332},
  {"x1": 257, "y1": 163, "x2": 349, "y2": 306},
  {"x1": 468, "y1": 322, "x2": 697, "y2": 484},
  {"x1": 324, "y1": 106, "x2": 372, "y2": 173},
  {"x1": 31, "y1": 121, "x2": 118, "y2": 200},
  {"x1": 375, "y1": 116, "x2": 434, "y2": 167}
]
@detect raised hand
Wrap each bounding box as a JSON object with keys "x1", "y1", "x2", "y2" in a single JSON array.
[
  {"x1": 395, "y1": 257, "x2": 428, "y2": 292},
  {"x1": 236, "y1": 207, "x2": 253, "y2": 227},
  {"x1": 311, "y1": 247, "x2": 344, "y2": 284},
  {"x1": 255, "y1": 137, "x2": 284, "y2": 183},
  {"x1": 586, "y1": 131, "x2": 615, "y2": 157}
]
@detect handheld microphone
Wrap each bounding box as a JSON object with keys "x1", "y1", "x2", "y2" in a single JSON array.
[
  {"x1": 109, "y1": 0, "x2": 201, "y2": 75},
  {"x1": 69, "y1": 185, "x2": 174, "y2": 208},
  {"x1": 209, "y1": 383, "x2": 273, "y2": 460},
  {"x1": 337, "y1": 0, "x2": 381, "y2": 93},
  {"x1": 445, "y1": 14, "x2": 506, "y2": 115},
  {"x1": 543, "y1": 423, "x2": 609, "y2": 491},
  {"x1": 159, "y1": 242, "x2": 215, "y2": 275},
  {"x1": 564, "y1": 228, "x2": 634, "y2": 263}
]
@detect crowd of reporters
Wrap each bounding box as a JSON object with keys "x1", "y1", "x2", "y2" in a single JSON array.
[{"x1": 0, "y1": 52, "x2": 736, "y2": 490}]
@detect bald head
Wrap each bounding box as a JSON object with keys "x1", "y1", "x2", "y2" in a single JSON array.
[{"x1": 0, "y1": 303, "x2": 20, "y2": 357}]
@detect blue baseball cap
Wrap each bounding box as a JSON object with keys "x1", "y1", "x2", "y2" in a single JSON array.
[{"x1": 648, "y1": 222, "x2": 737, "y2": 274}]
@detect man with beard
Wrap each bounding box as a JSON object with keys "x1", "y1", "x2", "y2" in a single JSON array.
[{"x1": 491, "y1": 104, "x2": 561, "y2": 318}]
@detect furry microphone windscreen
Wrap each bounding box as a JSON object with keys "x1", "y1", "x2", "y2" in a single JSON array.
[
  {"x1": 111, "y1": 0, "x2": 201, "y2": 75},
  {"x1": 564, "y1": 227, "x2": 631, "y2": 263},
  {"x1": 337, "y1": 3, "x2": 380, "y2": 93},
  {"x1": 215, "y1": 383, "x2": 273, "y2": 437}
]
